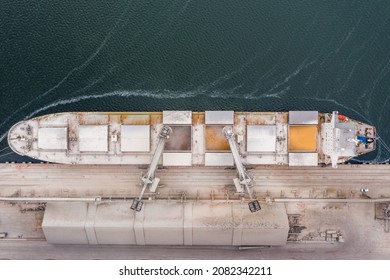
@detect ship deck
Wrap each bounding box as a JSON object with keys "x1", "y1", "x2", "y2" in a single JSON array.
[{"x1": 7, "y1": 111, "x2": 376, "y2": 166}]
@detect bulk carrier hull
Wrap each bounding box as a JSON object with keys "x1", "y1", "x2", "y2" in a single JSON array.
[{"x1": 8, "y1": 110, "x2": 376, "y2": 167}]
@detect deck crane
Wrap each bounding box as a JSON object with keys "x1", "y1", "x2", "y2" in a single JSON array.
[
  {"x1": 131, "y1": 125, "x2": 172, "y2": 212},
  {"x1": 223, "y1": 126, "x2": 261, "y2": 213}
]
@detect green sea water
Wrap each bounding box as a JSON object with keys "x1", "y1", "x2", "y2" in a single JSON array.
[{"x1": 1, "y1": 0, "x2": 390, "y2": 162}]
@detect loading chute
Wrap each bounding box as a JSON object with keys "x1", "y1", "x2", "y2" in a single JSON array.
[
  {"x1": 223, "y1": 126, "x2": 261, "y2": 213},
  {"x1": 131, "y1": 125, "x2": 172, "y2": 211}
]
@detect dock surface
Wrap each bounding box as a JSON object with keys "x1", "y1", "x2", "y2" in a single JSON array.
[{"x1": 1, "y1": 163, "x2": 390, "y2": 259}]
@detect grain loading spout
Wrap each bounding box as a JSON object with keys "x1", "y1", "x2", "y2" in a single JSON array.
[
  {"x1": 223, "y1": 126, "x2": 261, "y2": 213},
  {"x1": 131, "y1": 125, "x2": 172, "y2": 211}
]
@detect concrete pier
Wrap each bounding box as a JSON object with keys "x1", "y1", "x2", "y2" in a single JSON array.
[
  {"x1": 1, "y1": 163, "x2": 390, "y2": 259},
  {"x1": 1, "y1": 163, "x2": 390, "y2": 199}
]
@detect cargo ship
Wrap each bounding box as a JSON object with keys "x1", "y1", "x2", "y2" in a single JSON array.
[{"x1": 8, "y1": 110, "x2": 376, "y2": 168}]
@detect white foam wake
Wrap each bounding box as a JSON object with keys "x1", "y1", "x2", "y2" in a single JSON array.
[
  {"x1": 334, "y1": 15, "x2": 363, "y2": 54},
  {"x1": 0, "y1": 89, "x2": 381, "y2": 145},
  {"x1": 0, "y1": 0, "x2": 134, "y2": 129},
  {"x1": 0, "y1": 89, "x2": 200, "y2": 143}
]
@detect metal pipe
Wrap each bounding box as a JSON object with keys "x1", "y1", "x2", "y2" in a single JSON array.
[
  {"x1": 274, "y1": 198, "x2": 390, "y2": 203},
  {"x1": 0, "y1": 197, "x2": 102, "y2": 203},
  {"x1": 1, "y1": 196, "x2": 390, "y2": 204}
]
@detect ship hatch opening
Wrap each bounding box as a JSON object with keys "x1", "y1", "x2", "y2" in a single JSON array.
[
  {"x1": 205, "y1": 126, "x2": 229, "y2": 151},
  {"x1": 288, "y1": 125, "x2": 317, "y2": 152},
  {"x1": 165, "y1": 126, "x2": 192, "y2": 151}
]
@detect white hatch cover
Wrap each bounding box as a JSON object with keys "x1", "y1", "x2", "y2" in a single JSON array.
[
  {"x1": 288, "y1": 153, "x2": 318, "y2": 166},
  {"x1": 205, "y1": 153, "x2": 234, "y2": 166},
  {"x1": 163, "y1": 153, "x2": 192, "y2": 166},
  {"x1": 163, "y1": 111, "x2": 192, "y2": 125},
  {"x1": 247, "y1": 125, "x2": 276, "y2": 152},
  {"x1": 121, "y1": 125, "x2": 150, "y2": 152},
  {"x1": 205, "y1": 111, "x2": 234, "y2": 125},
  {"x1": 38, "y1": 127, "x2": 68, "y2": 150},
  {"x1": 289, "y1": 111, "x2": 318, "y2": 125},
  {"x1": 79, "y1": 125, "x2": 108, "y2": 152}
]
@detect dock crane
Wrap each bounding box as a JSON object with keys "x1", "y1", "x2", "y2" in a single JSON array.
[
  {"x1": 223, "y1": 126, "x2": 261, "y2": 213},
  {"x1": 131, "y1": 125, "x2": 172, "y2": 211}
]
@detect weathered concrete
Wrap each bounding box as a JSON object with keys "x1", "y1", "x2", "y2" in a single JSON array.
[{"x1": 0, "y1": 163, "x2": 390, "y2": 259}]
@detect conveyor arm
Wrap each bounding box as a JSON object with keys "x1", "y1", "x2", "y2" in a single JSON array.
[
  {"x1": 223, "y1": 126, "x2": 252, "y2": 197},
  {"x1": 223, "y1": 126, "x2": 261, "y2": 212},
  {"x1": 131, "y1": 125, "x2": 172, "y2": 211}
]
